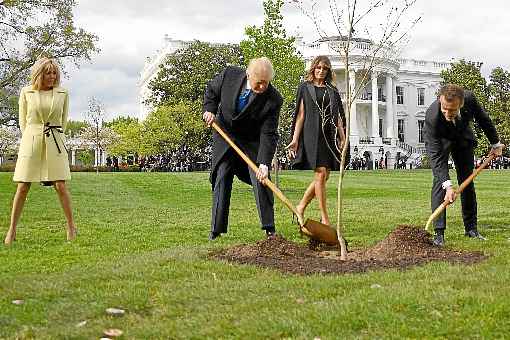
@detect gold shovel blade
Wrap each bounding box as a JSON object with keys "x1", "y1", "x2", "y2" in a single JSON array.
[{"x1": 302, "y1": 218, "x2": 339, "y2": 246}]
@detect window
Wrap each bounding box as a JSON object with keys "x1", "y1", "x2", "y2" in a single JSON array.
[
  {"x1": 417, "y1": 87, "x2": 425, "y2": 106},
  {"x1": 418, "y1": 120, "x2": 425, "y2": 143},
  {"x1": 398, "y1": 119, "x2": 405, "y2": 142},
  {"x1": 396, "y1": 86, "x2": 404, "y2": 104},
  {"x1": 379, "y1": 118, "x2": 383, "y2": 137}
]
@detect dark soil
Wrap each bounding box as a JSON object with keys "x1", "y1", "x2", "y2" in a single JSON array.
[{"x1": 211, "y1": 225, "x2": 487, "y2": 275}]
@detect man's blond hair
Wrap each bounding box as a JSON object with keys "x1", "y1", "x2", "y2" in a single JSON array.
[{"x1": 247, "y1": 57, "x2": 274, "y2": 81}]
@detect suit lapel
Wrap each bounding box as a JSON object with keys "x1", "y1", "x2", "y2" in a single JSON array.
[
  {"x1": 234, "y1": 91, "x2": 260, "y2": 121},
  {"x1": 47, "y1": 87, "x2": 57, "y2": 121},
  {"x1": 33, "y1": 88, "x2": 45, "y2": 123},
  {"x1": 326, "y1": 84, "x2": 335, "y2": 112},
  {"x1": 306, "y1": 82, "x2": 317, "y2": 104},
  {"x1": 242, "y1": 90, "x2": 257, "y2": 112},
  {"x1": 231, "y1": 73, "x2": 247, "y2": 110}
]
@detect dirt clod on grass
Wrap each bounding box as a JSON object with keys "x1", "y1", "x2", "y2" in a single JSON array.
[{"x1": 211, "y1": 225, "x2": 487, "y2": 275}]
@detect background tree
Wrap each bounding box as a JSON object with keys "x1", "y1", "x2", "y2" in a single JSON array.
[
  {"x1": 76, "y1": 150, "x2": 93, "y2": 167},
  {"x1": 79, "y1": 97, "x2": 117, "y2": 173},
  {"x1": 294, "y1": 0, "x2": 420, "y2": 259},
  {"x1": 107, "y1": 116, "x2": 143, "y2": 157},
  {"x1": 65, "y1": 119, "x2": 88, "y2": 138},
  {"x1": 440, "y1": 60, "x2": 489, "y2": 104},
  {"x1": 0, "y1": 0, "x2": 100, "y2": 126},
  {"x1": 0, "y1": 90, "x2": 18, "y2": 126},
  {"x1": 145, "y1": 41, "x2": 241, "y2": 161},
  {"x1": 146, "y1": 41, "x2": 243, "y2": 108},
  {"x1": 488, "y1": 67, "x2": 510, "y2": 154},
  {"x1": 240, "y1": 0, "x2": 305, "y2": 158},
  {"x1": 141, "y1": 101, "x2": 206, "y2": 157},
  {"x1": 441, "y1": 60, "x2": 496, "y2": 156},
  {"x1": 0, "y1": 125, "x2": 19, "y2": 163}
]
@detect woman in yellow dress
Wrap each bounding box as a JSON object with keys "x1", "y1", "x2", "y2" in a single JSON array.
[{"x1": 4, "y1": 58, "x2": 77, "y2": 245}]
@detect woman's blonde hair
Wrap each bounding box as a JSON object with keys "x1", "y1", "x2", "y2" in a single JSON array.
[
  {"x1": 30, "y1": 58, "x2": 61, "y2": 90},
  {"x1": 305, "y1": 55, "x2": 335, "y2": 84}
]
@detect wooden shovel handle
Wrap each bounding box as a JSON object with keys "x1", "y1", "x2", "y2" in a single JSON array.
[
  {"x1": 211, "y1": 122, "x2": 304, "y2": 225},
  {"x1": 425, "y1": 153, "x2": 496, "y2": 231}
]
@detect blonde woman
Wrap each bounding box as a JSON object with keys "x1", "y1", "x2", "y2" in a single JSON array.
[
  {"x1": 4, "y1": 58, "x2": 77, "y2": 245},
  {"x1": 287, "y1": 55, "x2": 346, "y2": 226}
]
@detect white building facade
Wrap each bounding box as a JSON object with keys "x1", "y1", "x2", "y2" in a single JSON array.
[
  {"x1": 139, "y1": 35, "x2": 450, "y2": 169},
  {"x1": 298, "y1": 36, "x2": 450, "y2": 169}
]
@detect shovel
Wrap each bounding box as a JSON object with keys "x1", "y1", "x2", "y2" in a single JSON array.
[
  {"x1": 425, "y1": 152, "x2": 496, "y2": 231},
  {"x1": 211, "y1": 121, "x2": 339, "y2": 245}
]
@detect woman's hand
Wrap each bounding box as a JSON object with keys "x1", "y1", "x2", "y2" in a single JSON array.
[{"x1": 285, "y1": 140, "x2": 298, "y2": 159}]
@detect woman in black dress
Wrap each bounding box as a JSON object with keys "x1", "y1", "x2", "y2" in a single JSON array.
[{"x1": 287, "y1": 55, "x2": 346, "y2": 226}]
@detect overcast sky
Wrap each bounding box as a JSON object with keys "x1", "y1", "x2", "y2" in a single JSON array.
[{"x1": 64, "y1": 0, "x2": 510, "y2": 121}]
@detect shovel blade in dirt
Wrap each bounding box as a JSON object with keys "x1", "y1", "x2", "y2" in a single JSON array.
[{"x1": 303, "y1": 219, "x2": 339, "y2": 246}]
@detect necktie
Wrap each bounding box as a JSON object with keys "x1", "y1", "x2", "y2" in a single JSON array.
[{"x1": 237, "y1": 89, "x2": 251, "y2": 113}]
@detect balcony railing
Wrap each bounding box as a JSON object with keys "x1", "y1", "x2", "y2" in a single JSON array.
[
  {"x1": 359, "y1": 91, "x2": 386, "y2": 102},
  {"x1": 359, "y1": 136, "x2": 375, "y2": 144},
  {"x1": 397, "y1": 141, "x2": 427, "y2": 156}
]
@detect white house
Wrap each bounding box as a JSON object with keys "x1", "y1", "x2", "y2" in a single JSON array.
[{"x1": 139, "y1": 34, "x2": 451, "y2": 169}]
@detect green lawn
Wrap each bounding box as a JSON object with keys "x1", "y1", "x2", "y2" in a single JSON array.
[{"x1": 1, "y1": 170, "x2": 509, "y2": 339}]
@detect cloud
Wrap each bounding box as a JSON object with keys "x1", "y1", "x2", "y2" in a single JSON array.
[
  {"x1": 65, "y1": 67, "x2": 139, "y2": 120},
  {"x1": 63, "y1": 0, "x2": 510, "y2": 120}
]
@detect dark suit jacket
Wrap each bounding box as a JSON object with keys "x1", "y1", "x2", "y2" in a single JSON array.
[
  {"x1": 424, "y1": 91, "x2": 499, "y2": 184},
  {"x1": 203, "y1": 66, "x2": 283, "y2": 187}
]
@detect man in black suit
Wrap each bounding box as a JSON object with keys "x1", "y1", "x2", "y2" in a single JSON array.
[
  {"x1": 203, "y1": 57, "x2": 283, "y2": 240},
  {"x1": 424, "y1": 84, "x2": 504, "y2": 246}
]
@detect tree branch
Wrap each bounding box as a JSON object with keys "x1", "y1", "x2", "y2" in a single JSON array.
[{"x1": 0, "y1": 21, "x2": 26, "y2": 34}]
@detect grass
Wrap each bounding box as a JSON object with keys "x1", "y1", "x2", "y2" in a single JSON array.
[{"x1": 1, "y1": 169, "x2": 509, "y2": 339}]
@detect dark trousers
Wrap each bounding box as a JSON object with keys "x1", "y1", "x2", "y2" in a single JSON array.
[
  {"x1": 211, "y1": 150, "x2": 275, "y2": 235},
  {"x1": 432, "y1": 145, "x2": 477, "y2": 232}
]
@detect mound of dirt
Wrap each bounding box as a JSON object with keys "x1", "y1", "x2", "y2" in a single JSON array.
[
  {"x1": 211, "y1": 225, "x2": 487, "y2": 275},
  {"x1": 363, "y1": 225, "x2": 441, "y2": 260}
]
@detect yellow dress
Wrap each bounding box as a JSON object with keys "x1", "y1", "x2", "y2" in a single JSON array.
[{"x1": 13, "y1": 85, "x2": 71, "y2": 182}]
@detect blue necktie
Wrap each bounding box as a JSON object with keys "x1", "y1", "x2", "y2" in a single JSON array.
[{"x1": 237, "y1": 88, "x2": 251, "y2": 113}]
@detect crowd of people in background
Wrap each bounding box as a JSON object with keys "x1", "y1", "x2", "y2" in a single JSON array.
[
  {"x1": 477, "y1": 156, "x2": 510, "y2": 169},
  {"x1": 106, "y1": 145, "x2": 213, "y2": 173},
  {"x1": 101, "y1": 151, "x2": 510, "y2": 173}
]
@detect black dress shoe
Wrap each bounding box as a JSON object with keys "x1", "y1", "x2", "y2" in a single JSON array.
[
  {"x1": 465, "y1": 229, "x2": 487, "y2": 240},
  {"x1": 432, "y1": 233, "x2": 445, "y2": 247},
  {"x1": 208, "y1": 232, "x2": 221, "y2": 241}
]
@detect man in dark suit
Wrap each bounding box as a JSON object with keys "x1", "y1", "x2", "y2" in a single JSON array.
[
  {"x1": 202, "y1": 57, "x2": 283, "y2": 240},
  {"x1": 424, "y1": 84, "x2": 504, "y2": 246}
]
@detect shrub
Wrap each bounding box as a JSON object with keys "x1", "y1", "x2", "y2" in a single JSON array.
[{"x1": 0, "y1": 163, "x2": 15, "y2": 172}]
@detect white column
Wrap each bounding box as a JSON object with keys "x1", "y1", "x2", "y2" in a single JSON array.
[
  {"x1": 371, "y1": 71, "x2": 379, "y2": 138},
  {"x1": 392, "y1": 82, "x2": 398, "y2": 146},
  {"x1": 348, "y1": 69, "x2": 358, "y2": 137},
  {"x1": 71, "y1": 149, "x2": 76, "y2": 165},
  {"x1": 385, "y1": 75, "x2": 394, "y2": 140},
  {"x1": 94, "y1": 148, "x2": 99, "y2": 167}
]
